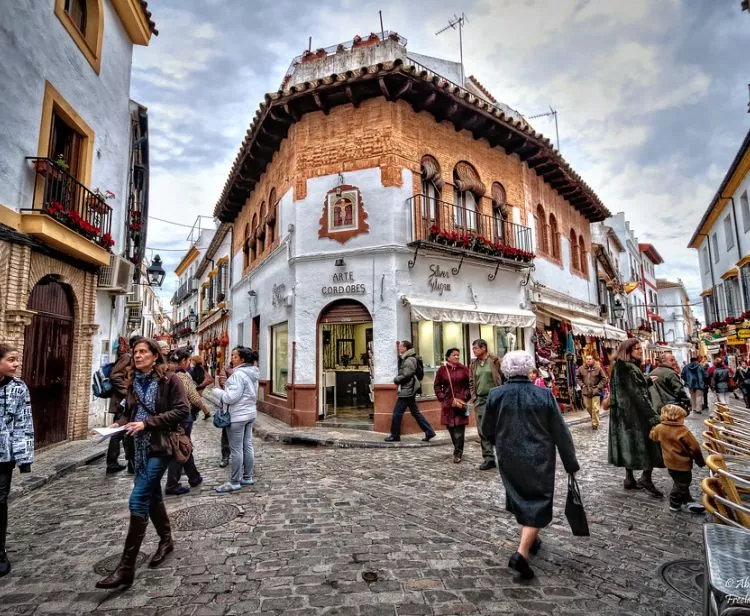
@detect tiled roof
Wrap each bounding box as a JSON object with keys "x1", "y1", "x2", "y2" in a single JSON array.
[
  {"x1": 139, "y1": 1, "x2": 158, "y2": 35},
  {"x1": 639, "y1": 243, "x2": 664, "y2": 265},
  {"x1": 467, "y1": 75, "x2": 497, "y2": 104},
  {"x1": 214, "y1": 58, "x2": 610, "y2": 223},
  {"x1": 656, "y1": 279, "x2": 683, "y2": 290}
]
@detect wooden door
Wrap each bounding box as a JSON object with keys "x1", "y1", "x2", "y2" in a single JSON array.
[
  {"x1": 252, "y1": 316, "x2": 260, "y2": 353},
  {"x1": 23, "y1": 277, "x2": 74, "y2": 448}
]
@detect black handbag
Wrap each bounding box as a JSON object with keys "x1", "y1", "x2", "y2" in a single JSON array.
[{"x1": 565, "y1": 474, "x2": 590, "y2": 536}]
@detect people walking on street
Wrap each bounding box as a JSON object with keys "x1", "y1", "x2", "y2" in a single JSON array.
[
  {"x1": 608, "y1": 338, "x2": 665, "y2": 498},
  {"x1": 213, "y1": 347, "x2": 260, "y2": 493},
  {"x1": 701, "y1": 360, "x2": 711, "y2": 411},
  {"x1": 384, "y1": 341, "x2": 435, "y2": 442},
  {"x1": 433, "y1": 348, "x2": 471, "y2": 463},
  {"x1": 470, "y1": 339, "x2": 503, "y2": 470},
  {"x1": 482, "y1": 351, "x2": 580, "y2": 580},
  {"x1": 0, "y1": 343, "x2": 34, "y2": 578},
  {"x1": 164, "y1": 350, "x2": 206, "y2": 496},
  {"x1": 649, "y1": 404, "x2": 706, "y2": 514},
  {"x1": 106, "y1": 335, "x2": 136, "y2": 475},
  {"x1": 575, "y1": 355, "x2": 608, "y2": 430},
  {"x1": 709, "y1": 356, "x2": 734, "y2": 405},
  {"x1": 216, "y1": 362, "x2": 234, "y2": 467},
  {"x1": 738, "y1": 360, "x2": 750, "y2": 408},
  {"x1": 681, "y1": 357, "x2": 709, "y2": 414},
  {"x1": 649, "y1": 353, "x2": 691, "y2": 413},
  {"x1": 96, "y1": 338, "x2": 189, "y2": 589}
]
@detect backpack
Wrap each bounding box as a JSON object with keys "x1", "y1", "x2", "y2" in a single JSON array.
[
  {"x1": 92, "y1": 362, "x2": 115, "y2": 399},
  {"x1": 415, "y1": 357, "x2": 424, "y2": 381}
]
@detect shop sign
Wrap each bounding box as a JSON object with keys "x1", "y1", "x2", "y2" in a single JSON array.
[
  {"x1": 738, "y1": 329, "x2": 750, "y2": 339},
  {"x1": 728, "y1": 339, "x2": 747, "y2": 346},
  {"x1": 321, "y1": 271, "x2": 366, "y2": 296},
  {"x1": 272, "y1": 283, "x2": 287, "y2": 308},
  {"x1": 428, "y1": 264, "x2": 451, "y2": 295}
]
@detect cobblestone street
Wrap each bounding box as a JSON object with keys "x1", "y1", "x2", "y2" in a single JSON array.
[{"x1": 0, "y1": 412, "x2": 709, "y2": 616}]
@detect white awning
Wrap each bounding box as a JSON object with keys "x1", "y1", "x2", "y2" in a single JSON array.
[
  {"x1": 404, "y1": 297, "x2": 536, "y2": 327},
  {"x1": 603, "y1": 323, "x2": 628, "y2": 342},
  {"x1": 535, "y1": 303, "x2": 610, "y2": 339}
]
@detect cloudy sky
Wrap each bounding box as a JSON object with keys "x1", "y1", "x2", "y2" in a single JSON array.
[{"x1": 131, "y1": 0, "x2": 749, "y2": 318}]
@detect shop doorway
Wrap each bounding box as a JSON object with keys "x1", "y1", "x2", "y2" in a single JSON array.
[
  {"x1": 317, "y1": 299, "x2": 374, "y2": 427},
  {"x1": 23, "y1": 276, "x2": 74, "y2": 448}
]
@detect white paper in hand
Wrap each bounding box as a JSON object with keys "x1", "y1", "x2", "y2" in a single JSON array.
[{"x1": 93, "y1": 426, "x2": 126, "y2": 441}]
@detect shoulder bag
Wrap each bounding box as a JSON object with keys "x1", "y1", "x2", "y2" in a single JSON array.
[
  {"x1": 446, "y1": 365, "x2": 468, "y2": 412},
  {"x1": 133, "y1": 386, "x2": 193, "y2": 464}
]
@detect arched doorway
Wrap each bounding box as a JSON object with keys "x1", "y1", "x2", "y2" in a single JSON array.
[
  {"x1": 23, "y1": 276, "x2": 74, "y2": 448},
  {"x1": 317, "y1": 299, "x2": 374, "y2": 426}
]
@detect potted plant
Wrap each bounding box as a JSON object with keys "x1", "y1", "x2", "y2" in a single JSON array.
[
  {"x1": 34, "y1": 154, "x2": 68, "y2": 178},
  {"x1": 99, "y1": 232, "x2": 115, "y2": 250},
  {"x1": 87, "y1": 188, "x2": 115, "y2": 213}
]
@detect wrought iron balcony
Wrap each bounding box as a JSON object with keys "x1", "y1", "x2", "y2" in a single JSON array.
[
  {"x1": 408, "y1": 194, "x2": 534, "y2": 275},
  {"x1": 25, "y1": 157, "x2": 114, "y2": 251}
]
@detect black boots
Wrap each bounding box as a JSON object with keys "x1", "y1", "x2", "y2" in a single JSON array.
[
  {"x1": 636, "y1": 469, "x2": 664, "y2": 498},
  {"x1": 95, "y1": 514, "x2": 148, "y2": 589},
  {"x1": 148, "y1": 502, "x2": 174, "y2": 568},
  {"x1": 623, "y1": 468, "x2": 640, "y2": 490},
  {"x1": 0, "y1": 550, "x2": 9, "y2": 578},
  {"x1": 509, "y1": 552, "x2": 534, "y2": 579}
]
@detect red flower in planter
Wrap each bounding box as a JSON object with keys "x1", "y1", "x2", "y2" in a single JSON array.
[{"x1": 99, "y1": 233, "x2": 115, "y2": 250}]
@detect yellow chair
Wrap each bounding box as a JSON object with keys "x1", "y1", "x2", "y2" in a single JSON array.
[{"x1": 706, "y1": 454, "x2": 750, "y2": 529}]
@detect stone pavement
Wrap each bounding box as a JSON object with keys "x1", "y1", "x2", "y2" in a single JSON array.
[{"x1": 0, "y1": 409, "x2": 711, "y2": 615}]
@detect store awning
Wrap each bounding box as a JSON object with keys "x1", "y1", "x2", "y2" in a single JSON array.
[
  {"x1": 535, "y1": 303, "x2": 619, "y2": 339},
  {"x1": 403, "y1": 297, "x2": 536, "y2": 327}
]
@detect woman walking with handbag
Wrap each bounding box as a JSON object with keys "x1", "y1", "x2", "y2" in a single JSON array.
[
  {"x1": 433, "y1": 348, "x2": 471, "y2": 463},
  {"x1": 213, "y1": 347, "x2": 260, "y2": 493},
  {"x1": 96, "y1": 338, "x2": 190, "y2": 589}
]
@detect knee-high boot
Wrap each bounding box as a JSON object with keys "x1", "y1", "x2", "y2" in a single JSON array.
[
  {"x1": 148, "y1": 501, "x2": 173, "y2": 568},
  {"x1": 95, "y1": 514, "x2": 149, "y2": 589}
]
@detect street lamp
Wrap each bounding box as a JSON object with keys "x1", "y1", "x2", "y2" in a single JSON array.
[
  {"x1": 188, "y1": 307, "x2": 198, "y2": 331},
  {"x1": 613, "y1": 299, "x2": 625, "y2": 320},
  {"x1": 146, "y1": 254, "x2": 166, "y2": 288}
]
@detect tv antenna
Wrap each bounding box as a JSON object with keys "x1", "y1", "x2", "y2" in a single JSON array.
[
  {"x1": 436, "y1": 13, "x2": 468, "y2": 86},
  {"x1": 528, "y1": 106, "x2": 560, "y2": 152}
]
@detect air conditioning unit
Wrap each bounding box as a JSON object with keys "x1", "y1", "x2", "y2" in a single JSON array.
[{"x1": 98, "y1": 254, "x2": 135, "y2": 295}]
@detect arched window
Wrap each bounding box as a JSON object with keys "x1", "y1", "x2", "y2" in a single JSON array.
[
  {"x1": 258, "y1": 202, "x2": 266, "y2": 253},
  {"x1": 250, "y1": 214, "x2": 258, "y2": 262},
  {"x1": 535, "y1": 205, "x2": 547, "y2": 254},
  {"x1": 65, "y1": 0, "x2": 87, "y2": 33},
  {"x1": 268, "y1": 188, "x2": 277, "y2": 244},
  {"x1": 242, "y1": 223, "x2": 250, "y2": 270},
  {"x1": 453, "y1": 162, "x2": 484, "y2": 231},
  {"x1": 579, "y1": 234, "x2": 587, "y2": 276},
  {"x1": 570, "y1": 230, "x2": 579, "y2": 271},
  {"x1": 549, "y1": 214, "x2": 560, "y2": 259},
  {"x1": 420, "y1": 155, "x2": 443, "y2": 224},
  {"x1": 492, "y1": 182, "x2": 507, "y2": 243}
]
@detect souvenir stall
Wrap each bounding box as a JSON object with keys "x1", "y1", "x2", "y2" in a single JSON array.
[
  {"x1": 199, "y1": 327, "x2": 229, "y2": 377},
  {"x1": 533, "y1": 306, "x2": 626, "y2": 412}
]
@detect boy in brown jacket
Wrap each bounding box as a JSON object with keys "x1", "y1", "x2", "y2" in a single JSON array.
[{"x1": 649, "y1": 404, "x2": 706, "y2": 514}]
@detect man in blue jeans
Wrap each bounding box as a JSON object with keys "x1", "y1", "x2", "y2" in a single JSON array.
[{"x1": 385, "y1": 340, "x2": 436, "y2": 442}]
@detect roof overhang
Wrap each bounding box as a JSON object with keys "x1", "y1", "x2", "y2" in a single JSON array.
[
  {"x1": 174, "y1": 246, "x2": 199, "y2": 276},
  {"x1": 214, "y1": 59, "x2": 610, "y2": 224},
  {"x1": 689, "y1": 129, "x2": 750, "y2": 249},
  {"x1": 639, "y1": 243, "x2": 664, "y2": 264},
  {"x1": 111, "y1": 0, "x2": 158, "y2": 45}
]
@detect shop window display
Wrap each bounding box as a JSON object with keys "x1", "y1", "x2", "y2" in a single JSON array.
[
  {"x1": 411, "y1": 320, "x2": 470, "y2": 397},
  {"x1": 271, "y1": 322, "x2": 288, "y2": 396}
]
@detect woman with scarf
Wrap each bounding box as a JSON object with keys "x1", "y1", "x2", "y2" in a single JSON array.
[
  {"x1": 433, "y1": 348, "x2": 471, "y2": 463},
  {"x1": 96, "y1": 338, "x2": 189, "y2": 589},
  {"x1": 608, "y1": 338, "x2": 664, "y2": 498}
]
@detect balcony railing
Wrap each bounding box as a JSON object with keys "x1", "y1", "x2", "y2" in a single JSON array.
[
  {"x1": 25, "y1": 157, "x2": 114, "y2": 250},
  {"x1": 173, "y1": 279, "x2": 197, "y2": 305},
  {"x1": 409, "y1": 194, "x2": 534, "y2": 264}
]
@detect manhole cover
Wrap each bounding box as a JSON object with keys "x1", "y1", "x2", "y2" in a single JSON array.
[
  {"x1": 659, "y1": 559, "x2": 704, "y2": 604},
  {"x1": 93, "y1": 552, "x2": 148, "y2": 575},
  {"x1": 170, "y1": 503, "x2": 239, "y2": 531}
]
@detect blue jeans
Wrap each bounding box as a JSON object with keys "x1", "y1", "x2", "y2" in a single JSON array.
[
  {"x1": 389, "y1": 396, "x2": 434, "y2": 438},
  {"x1": 129, "y1": 456, "x2": 169, "y2": 517},
  {"x1": 228, "y1": 420, "x2": 255, "y2": 484}
]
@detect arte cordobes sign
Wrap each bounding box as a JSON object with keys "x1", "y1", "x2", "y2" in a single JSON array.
[
  {"x1": 321, "y1": 271, "x2": 366, "y2": 296},
  {"x1": 738, "y1": 328, "x2": 750, "y2": 339}
]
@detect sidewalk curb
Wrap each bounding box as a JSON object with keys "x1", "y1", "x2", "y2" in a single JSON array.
[
  {"x1": 254, "y1": 411, "x2": 608, "y2": 449},
  {"x1": 8, "y1": 443, "x2": 107, "y2": 503}
]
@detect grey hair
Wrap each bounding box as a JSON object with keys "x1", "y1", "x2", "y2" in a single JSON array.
[{"x1": 501, "y1": 350, "x2": 536, "y2": 378}]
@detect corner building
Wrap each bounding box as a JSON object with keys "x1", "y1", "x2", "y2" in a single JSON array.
[{"x1": 216, "y1": 34, "x2": 609, "y2": 432}]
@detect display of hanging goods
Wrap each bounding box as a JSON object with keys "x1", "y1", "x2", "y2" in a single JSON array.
[{"x1": 220, "y1": 330, "x2": 229, "y2": 347}]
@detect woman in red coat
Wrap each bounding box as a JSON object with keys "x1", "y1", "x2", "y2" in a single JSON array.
[{"x1": 434, "y1": 348, "x2": 471, "y2": 463}]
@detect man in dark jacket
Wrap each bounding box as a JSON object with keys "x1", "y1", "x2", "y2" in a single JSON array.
[
  {"x1": 681, "y1": 357, "x2": 708, "y2": 414},
  {"x1": 650, "y1": 353, "x2": 691, "y2": 413},
  {"x1": 385, "y1": 341, "x2": 435, "y2": 442},
  {"x1": 106, "y1": 336, "x2": 137, "y2": 474},
  {"x1": 575, "y1": 355, "x2": 608, "y2": 430},
  {"x1": 470, "y1": 339, "x2": 503, "y2": 470}
]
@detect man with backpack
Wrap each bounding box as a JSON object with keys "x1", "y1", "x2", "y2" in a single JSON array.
[
  {"x1": 384, "y1": 340, "x2": 436, "y2": 442},
  {"x1": 104, "y1": 336, "x2": 138, "y2": 474},
  {"x1": 470, "y1": 339, "x2": 503, "y2": 470}
]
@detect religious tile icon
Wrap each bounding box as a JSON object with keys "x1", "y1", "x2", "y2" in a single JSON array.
[{"x1": 319, "y1": 184, "x2": 369, "y2": 244}]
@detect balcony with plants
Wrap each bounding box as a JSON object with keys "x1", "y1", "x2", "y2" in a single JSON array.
[
  {"x1": 408, "y1": 194, "x2": 534, "y2": 276},
  {"x1": 23, "y1": 156, "x2": 114, "y2": 265}
]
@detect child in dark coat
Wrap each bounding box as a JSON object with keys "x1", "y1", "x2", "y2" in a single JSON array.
[{"x1": 649, "y1": 404, "x2": 705, "y2": 514}]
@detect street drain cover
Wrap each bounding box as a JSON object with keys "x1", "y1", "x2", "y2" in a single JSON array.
[
  {"x1": 170, "y1": 503, "x2": 240, "y2": 531},
  {"x1": 94, "y1": 552, "x2": 148, "y2": 575},
  {"x1": 659, "y1": 559, "x2": 704, "y2": 604}
]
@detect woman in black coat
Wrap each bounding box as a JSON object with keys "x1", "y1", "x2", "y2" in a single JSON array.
[{"x1": 483, "y1": 351, "x2": 580, "y2": 580}]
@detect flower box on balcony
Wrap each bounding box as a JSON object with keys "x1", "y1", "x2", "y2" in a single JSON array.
[{"x1": 33, "y1": 159, "x2": 63, "y2": 180}]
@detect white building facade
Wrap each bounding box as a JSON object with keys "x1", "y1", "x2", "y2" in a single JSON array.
[{"x1": 657, "y1": 279, "x2": 695, "y2": 365}]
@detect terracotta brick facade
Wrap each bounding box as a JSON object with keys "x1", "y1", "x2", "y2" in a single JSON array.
[{"x1": 0, "y1": 239, "x2": 98, "y2": 443}]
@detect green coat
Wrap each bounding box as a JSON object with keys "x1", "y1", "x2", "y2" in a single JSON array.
[
  {"x1": 608, "y1": 360, "x2": 664, "y2": 470},
  {"x1": 649, "y1": 366, "x2": 691, "y2": 413}
]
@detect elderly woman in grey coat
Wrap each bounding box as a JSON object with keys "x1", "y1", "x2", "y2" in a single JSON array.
[{"x1": 483, "y1": 351, "x2": 580, "y2": 580}]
